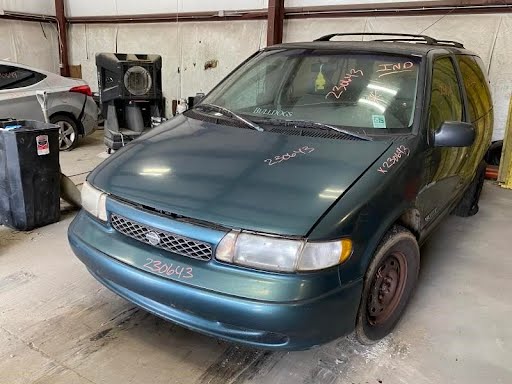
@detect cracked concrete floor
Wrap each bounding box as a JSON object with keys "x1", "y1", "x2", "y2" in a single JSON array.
[{"x1": 1, "y1": 131, "x2": 511, "y2": 384}]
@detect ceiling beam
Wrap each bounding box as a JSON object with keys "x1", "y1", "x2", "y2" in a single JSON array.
[
  {"x1": 0, "y1": 11, "x2": 55, "y2": 23},
  {"x1": 2, "y1": 1, "x2": 511, "y2": 26},
  {"x1": 67, "y1": 11, "x2": 267, "y2": 24}
]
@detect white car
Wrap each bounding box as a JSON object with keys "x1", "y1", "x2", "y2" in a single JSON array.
[{"x1": 0, "y1": 61, "x2": 98, "y2": 150}]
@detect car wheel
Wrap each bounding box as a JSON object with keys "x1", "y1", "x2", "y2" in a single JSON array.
[
  {"x1": 356, "y1": 225, "x2": 420, "y2": 345},
  {"x1": 485, "y1": 141, "x2": 502, "y2": 166},
  {"x1": 51, "y1": 115, "x2": 79, "y2": 151},
  {"x1": 453, "y1": 161, "x2": 486, "y2": 217}
]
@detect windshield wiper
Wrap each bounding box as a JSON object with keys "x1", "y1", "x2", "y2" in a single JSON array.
[
  {"x1": 195, "y1": 103, "x2": 264, "y2": 132},
  {"x1": 255, "y1": 118, "x2": 372, "y2": 141},
  {"x1": 308, "y1": 121, "x2": 372, "y2": 141}
]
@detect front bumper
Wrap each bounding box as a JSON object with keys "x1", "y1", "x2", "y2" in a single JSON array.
[{"x1": 68, "y1": 206, "x2": 362, "y2": 350}]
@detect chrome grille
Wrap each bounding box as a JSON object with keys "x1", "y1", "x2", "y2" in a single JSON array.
[{"x1": 111, "y1": 214, "x2": 212, "y2": 261}]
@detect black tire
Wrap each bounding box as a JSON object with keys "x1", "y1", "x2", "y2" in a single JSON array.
[
  {"x1": 356, "y1": 225, "x2": 420, "y2": 344},
  {"x1": 453, "y1": 161, "x2": 486, "y2": 217},
  {"x1": 50, "y1": 114, "x2": 79, "y2": 151},
  {"x1": 485, "y1": 141, "x2": 502, "y2": 166}
]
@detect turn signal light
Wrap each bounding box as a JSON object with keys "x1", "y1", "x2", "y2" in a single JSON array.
[{"x1": 339, "y1": 238, "x2": 353, "y2": 263}]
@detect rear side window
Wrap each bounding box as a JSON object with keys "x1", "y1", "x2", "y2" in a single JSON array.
[
  {"x1": 457, "y1": 55, "x2": 492, "y2": 122},
  {"x1": 0, "y1": 65, "x2": 46, "y2": 90},
  {"x1": 429, "y1": 57, "x2": 463, "y2": 132}
]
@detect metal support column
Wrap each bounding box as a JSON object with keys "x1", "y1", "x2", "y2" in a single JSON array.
[
  {"x1": 499, "y1": 96, "x2": 512, "y2": 189},
  {"x1": 267, "y1": 0, "x2": 285, "y2": 46},
  {"x1": 55, "y1": 0, "x2": 70, "y2": 77}
]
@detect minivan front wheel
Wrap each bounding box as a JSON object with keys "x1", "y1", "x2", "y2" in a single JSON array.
[
  {"x1": 356, "y1": 225, "x2": 419, "y2": 344},
  {"x1": 51, "y1": 114, "x2": 79, "y2": 151}
]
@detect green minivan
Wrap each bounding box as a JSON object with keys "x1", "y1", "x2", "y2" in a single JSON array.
[{"x1": 69, "y1": 33, "x2": 493, "y2": 350}]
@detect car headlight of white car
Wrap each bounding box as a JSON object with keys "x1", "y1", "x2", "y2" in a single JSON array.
[
  {"x1": 81, "y1": 181, "x2": 108, "y2": 221},
  {"x1": 216, "y1": 231, "x2": 352, "y2": 272}
]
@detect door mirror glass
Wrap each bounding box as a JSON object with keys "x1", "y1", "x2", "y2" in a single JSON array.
[{"x1": 434, "y1": 121, "x2": 475, "y2": 147}]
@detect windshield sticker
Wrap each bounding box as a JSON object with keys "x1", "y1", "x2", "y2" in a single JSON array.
[
  {"x1": 326, "y1": 68, "x2": 364, "y2": 99},
  {"x1": 264, "y1": 146, "x2": 315, "y2": 166},
  {"x1": 315, "y1": 64, "x2": 327, "y2": 91},
  {"x1": 377, "y1": 145, "x2": 410, "y2": 174},
  {"x1": 372, "y1": 115, "x2": 387, "y2": 129},
  {"x1": 253, "y1": 107, "x2": 293, "y2": 117},
  {"x1": 376, "y1": 62, "x2": 414, "y2": 78}
]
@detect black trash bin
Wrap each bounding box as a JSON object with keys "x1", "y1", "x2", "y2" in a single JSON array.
[{"x1": 0, "y1": 119, "x2": 60, "y2": 231}]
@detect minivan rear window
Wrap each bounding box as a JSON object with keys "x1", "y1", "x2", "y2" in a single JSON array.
[
  {"x1": 203, "y1": 50, "x2": 421, "y2": 131},
  {"x1": 457, "y1": 55, "x2": 492, "y2": 122}
]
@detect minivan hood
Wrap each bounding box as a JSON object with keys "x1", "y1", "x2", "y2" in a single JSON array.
[{"x1": 89, "y1": 116, "x2": 392, "y2": 236}]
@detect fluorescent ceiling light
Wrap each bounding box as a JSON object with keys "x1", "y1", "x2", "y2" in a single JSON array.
[
  {"x1": 139, "y1": 167, "x2": 172, "y2": 177},
  {"x1": 367, "y1": 83, "x2": 398, "y2": 96},
  {"x1": 324, "y1": 188, "x2": 343, "y2": 194},
  {"x1": 319, "y1": 193, "x2": 339, "y2": 199},
  {"x1": 358, "y1": 98, "x2": 386, "y2": 113}
]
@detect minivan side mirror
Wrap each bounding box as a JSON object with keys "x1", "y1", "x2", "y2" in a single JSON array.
[{"x1": 433, "y1": 121, "x2": 475, "y2": 147}]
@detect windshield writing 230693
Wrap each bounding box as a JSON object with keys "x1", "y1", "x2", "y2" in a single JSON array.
[
  {"x1": 264, "y1": 146, "x2": 315, "y2": 166},
  {"x1": 326, "y1": 69, "x2": 364, "y2": 99}
]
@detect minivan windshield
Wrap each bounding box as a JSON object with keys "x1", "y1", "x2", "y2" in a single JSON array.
[{"x1": 201, "y1": 49, "x2": 421, "y2": 131}]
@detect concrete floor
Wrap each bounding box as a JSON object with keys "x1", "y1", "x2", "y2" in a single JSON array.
[{"x1": 1, "y1": 130, "x2": 511, "y2": 384}]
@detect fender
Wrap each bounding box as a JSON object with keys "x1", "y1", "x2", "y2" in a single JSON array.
[
  {"x1": 354, "y1": 202, "x2": 420, "y2": 279},
  {"x1": 309, "y1": 137, "x2": 423, "y2": 283}
]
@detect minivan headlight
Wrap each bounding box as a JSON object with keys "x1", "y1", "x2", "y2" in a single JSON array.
[
  {"x1": 81, "y1": 181, "x2": 108, "y2": 221},
  {"x1": 216, "y1": 231, "x2": 352, "y2": 272}
]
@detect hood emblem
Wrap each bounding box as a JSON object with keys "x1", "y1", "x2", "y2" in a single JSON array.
[{"x1": 145, "y1": 231, "x2": 161, "y2": 246}]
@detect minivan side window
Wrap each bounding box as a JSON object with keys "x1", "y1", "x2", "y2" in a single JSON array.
[
  {"x1": 0, "y1": 65, "x2": 46, "y2": 90},
  {"x1": 428, "y1": 57, "x2": 463, "y2": 132},
  {"x1": 457, "y1": 55, "x2": 492, "y2": 122}
]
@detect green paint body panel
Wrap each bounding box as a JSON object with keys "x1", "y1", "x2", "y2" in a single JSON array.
[
  {"x1": 89, "y1": 114, "x2": 393, "y2": 236},
  {"x1": 68, "y1": 41, "x2": 493, "y2": 349}
]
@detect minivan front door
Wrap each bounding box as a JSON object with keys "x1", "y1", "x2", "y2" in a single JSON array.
[{"x1": 417, "y1": 56, "x2": 466, "y2": 229}]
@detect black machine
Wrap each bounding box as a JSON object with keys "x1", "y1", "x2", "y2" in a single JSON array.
[
  {"x1": 96, "y1": 53, "x2": 164, "y2": 152},
  {"x1": 0, "y1": 120, "x2": 60, "y2": 230}
]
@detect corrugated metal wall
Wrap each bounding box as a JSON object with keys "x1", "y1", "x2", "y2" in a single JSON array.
[
  {"x1": 0, "y1": 20, "x2": 59, "y2": 73},
  {"x1": 68, "y1": 21, "x2": 267, "y2": 117},
  {"x1": 65, "y1": 0, "x2": 269, "y2": 17}
]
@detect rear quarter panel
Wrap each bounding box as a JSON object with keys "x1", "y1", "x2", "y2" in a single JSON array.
[
  {"x1": 47, "y1": 89, "x2": 84, "y2": 126},
  {"x1": 81, "y1": 96, "x2": 98, "y2": 135}
]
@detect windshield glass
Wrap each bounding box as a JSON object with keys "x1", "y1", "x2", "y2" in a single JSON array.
[{"x1": 201, "y1": 49, "x2": 421, "y2": 131}]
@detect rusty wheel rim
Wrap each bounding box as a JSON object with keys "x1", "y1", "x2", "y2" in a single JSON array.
[{"x1": 367, "y1": 251, "x2": 408, "y2": 326}]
